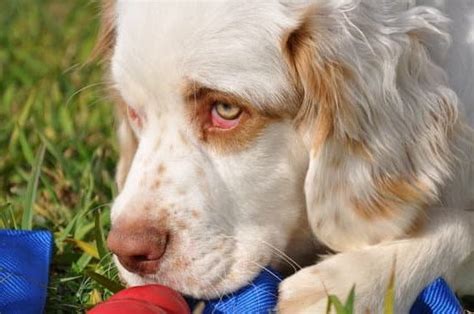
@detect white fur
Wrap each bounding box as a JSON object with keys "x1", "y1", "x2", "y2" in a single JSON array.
[{"x1": 106, "y1": 0, "x2": 474, "y2": 311}]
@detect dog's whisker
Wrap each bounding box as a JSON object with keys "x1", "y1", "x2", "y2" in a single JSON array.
[
  {"x1": 252, "y1": 238, "x2": 302, "y2": 271},
  {"x1": 249, "y1": 261, "x2": 283, "y2": 286},
  {"x1": 218, "y1": 233, "x2": 301, "y2": 273},
  {"x1": 65, "y1": 81, "x2": 109, "y2": 107}
]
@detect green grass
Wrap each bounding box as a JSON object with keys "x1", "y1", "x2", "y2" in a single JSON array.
[{"x1": 0, "y1": 0, "x2": 121, "y2": 312}]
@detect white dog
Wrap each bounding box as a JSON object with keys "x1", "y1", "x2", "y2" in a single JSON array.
[{"x1": 96, "y1": 0, "x2": 474, "y2": 312}]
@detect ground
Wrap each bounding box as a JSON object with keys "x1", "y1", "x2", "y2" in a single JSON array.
[{"x1": 1, "y1": 1, "x2": 119, "y2": 312}]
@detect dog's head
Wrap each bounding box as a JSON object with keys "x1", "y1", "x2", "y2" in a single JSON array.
[{"x1": 98, "y1": 0, "x2": 459, "y2": 298}]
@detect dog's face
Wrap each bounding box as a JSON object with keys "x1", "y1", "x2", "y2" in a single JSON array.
[
  {"x1": 104, "y1": 0, "x2": 458, "y2": 300},
  {"x1": 107, "y1": 1, "x2": 312, "y2": 298}
]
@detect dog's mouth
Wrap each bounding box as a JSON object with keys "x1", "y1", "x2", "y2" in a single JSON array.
[{"x1": 113, "y1": 236, "x2": 276, "y2": 299}]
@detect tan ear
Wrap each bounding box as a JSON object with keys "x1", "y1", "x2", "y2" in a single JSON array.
[{"x1": 283, "y1": 4, "x2": 459, "y2": 251}]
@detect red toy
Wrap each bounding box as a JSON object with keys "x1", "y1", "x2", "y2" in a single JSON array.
[{"x1": 88, "y1": 285, "x2": 190, "y2": 314}]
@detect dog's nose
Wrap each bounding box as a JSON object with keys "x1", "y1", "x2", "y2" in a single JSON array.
[{"x1": 107, "y1": 223, "x2": 168, "y2": 275}]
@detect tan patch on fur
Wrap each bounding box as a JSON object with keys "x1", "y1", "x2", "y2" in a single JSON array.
[
  {"x1": 195, "y1": 167, "x2": 205, "y2": 178},
  {"x1": 353, "y1": 196, "x2": 396, "y2": 220},
  {"x1": 179, "y1": 131, "x2": 190, "y2": 146},
  {"x1": 157, "y1": 163, "x2": 166, "y2": 175},
  {"x1": 191, "y1": 210, "x2": 200, "y2": 218},
  {"x1": 182, "y1": 80, "x2": 282, "y2": 154},
  {"x1": 282, "y1": 10, "x2": 368, "y2": 158},
  {"x1": 405, "y1": 211, "x2": 427, "y2": 236},
  {"x1": 353, "y1": 177, "x2": 430, "y2": 220},
  {"x1": 344, "y1": 136, "x2": 373, "y2": 160},
  {"x1": 91, "y1": 0, "x2": 116, "y2": 61},
  {"x1": 175, "y1": 219, "x2": 188, "y2": 231},
  {"x1": 151, "y1": 180, "x2": 161, "y2": 190},
  {"x1": 171, "y1": 257, "x2": 190, "y2": 270},
  {"x1": 141, "y1": 202, "x2": 153, "y2": 212}
]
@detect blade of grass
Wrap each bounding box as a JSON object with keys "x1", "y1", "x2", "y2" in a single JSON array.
[
  {"x1": 66, "y1": 238, "x2": 99, "y2": 259},
  {"x1": 94, "y1": 208, "x2": 107, "y2": 259},
  {"x1": 89, "y1": 289, "x2": 103, "y2": 305},
  {"x1": 74, "y1": 252, "x2": 93, "y2": 273},
  {"x1": 8, "y1": 203, "x2": 18, "y2": 229},
  {"x1": 9, "y1": 90, "x2": 36, "y2": 150},
  {"x1": 18, "y1": 128, "x2": 35, "y2": 166},
  {"x1": 39, "y1": 132, "x2": 75, "y2": 180},
  {"x1": 344, "y1": 286, "x2": 355, "y2": 313},
  {"x1": 327, "y1": 295, "x2": 348, "y2": 314},
  {"x1": 0, "y1": 202, "x2": 16, "y2": 229},
  {"x1": 85, "y1": 270, "x2": 125, "y2": 293},
  {"x1": 384, "y1": 258, "x2": 397, "y2": 314},
  {"x1": 21, "y1": 143, "x2": 45, "y2": 230}
]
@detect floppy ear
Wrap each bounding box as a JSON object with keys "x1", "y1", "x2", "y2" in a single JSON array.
[
  {"x1": 282, "y1": 3, "x2": 460, "y2": 251},
  {"x1": 93, "y1": 0, "x2": 138, "y2": 191}
]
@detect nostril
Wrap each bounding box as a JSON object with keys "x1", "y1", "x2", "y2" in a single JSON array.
[
  {"x1": 107, "y1": 228, "x2": 169, "y2": 275},
  {"x1": 117, "y1": 255, "x2": 162, "y2": 275},
  {"x1": 114, "y1": 249, "x2": 167, "y2": 275}
]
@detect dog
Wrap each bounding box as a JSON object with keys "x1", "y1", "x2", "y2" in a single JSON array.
[{"x1": 95, "y1": 0, "x2": 474, "y2": 312}]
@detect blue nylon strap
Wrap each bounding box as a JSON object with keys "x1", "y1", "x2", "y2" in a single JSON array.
[
  {"x1": 196, "y1": 268, "x2": 462, "y2": 314},
  {"x1": 0, "y1": 229, "x2": 53, "y2": 314},
  {"x1": 411, "y1": 277, "x2": 463, "y2": 314},
  {"x1": 0, "y1": 230, "x2": 463, "y2": 314},
  {"x1": 202, "y1": 268, "x2": 281, "y2": 314}
]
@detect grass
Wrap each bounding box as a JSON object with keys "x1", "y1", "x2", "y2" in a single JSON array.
[
  {"x1": 0, "y1": 0, "x2": 120, "y2": 312},
  {"x1": 0, "y1": 0, "x2": 471, "y2": 313}
]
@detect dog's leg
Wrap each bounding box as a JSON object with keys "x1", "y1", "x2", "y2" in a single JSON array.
[{"x1": 278, "y1": 208, "x2": 474, "y2": 313}]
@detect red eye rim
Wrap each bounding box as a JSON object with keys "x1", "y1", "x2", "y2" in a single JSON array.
[
  {"x1": 210, "y1": 104, "x2": 242, "y2": 129},
  {"x1": 127, "y1": 106, "x2": 143, "y2": 129}
]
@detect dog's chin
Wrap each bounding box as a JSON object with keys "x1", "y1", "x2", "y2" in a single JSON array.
[{"x1": 114, "y1": 255, "x2": 270, "y2": 299}]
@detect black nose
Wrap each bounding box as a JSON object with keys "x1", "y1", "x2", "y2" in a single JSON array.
[{"x1": 107, "y1": 224, "x2": 168, "y2": 275}]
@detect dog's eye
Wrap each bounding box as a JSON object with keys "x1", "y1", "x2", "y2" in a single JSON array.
[
  {"x1": 214, "y1": 102, "x2": 242, "y2": 120},
  {"x1": 211, "y1": 102, "x2": 242, "y2": 129}
]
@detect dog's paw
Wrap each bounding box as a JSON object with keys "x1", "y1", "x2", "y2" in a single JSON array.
[
  {"x1": 278, "y1": 264, "x2": 329, "y2": 313},
  {"x1": 278, "y1": 252, "x2": 387, "y2": 313}
]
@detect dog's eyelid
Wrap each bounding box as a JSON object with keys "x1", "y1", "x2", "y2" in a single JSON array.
[{"x1": 126, "y1": 104, "x2": 144, "y2": 129}]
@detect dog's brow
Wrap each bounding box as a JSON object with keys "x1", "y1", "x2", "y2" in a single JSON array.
[
  {"x1": 181, "y1": 79, "x2": 288, "y2": 119},
  {"x1": 182, "y1": 80, "x2": 210, "y2": 102}
]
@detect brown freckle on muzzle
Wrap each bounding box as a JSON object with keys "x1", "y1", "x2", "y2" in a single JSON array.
[
  {"x1": 157, "y1": 163, "x2": 166, "y2": 175},
  {"x1": 195, "y1": 167, "x2": 205, "y2": 177},
  {"x1": 179, "y1": 131, "x2": 190, "y2": 146},
  {"x1": 171, "y1": 257, "x2": 190, "y2": 270},
  {"x1": 175, "y1": 219, "x2": 188, "y2": 230},
  {"x1": 151, "y1": 180, "x2": 161, "y2": 190},
  {"x1": 142, "y1": 202, "x2": 152, "y2": 212}
]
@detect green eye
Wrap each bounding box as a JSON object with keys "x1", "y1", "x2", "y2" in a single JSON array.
[{"x1": 213, "y1": 102, "x2": 242, "y2": 120}]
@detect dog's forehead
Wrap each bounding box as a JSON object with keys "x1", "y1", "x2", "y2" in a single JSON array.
[{"x1": 113, "y1": 0, "x2": 298, "y2": 106}]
